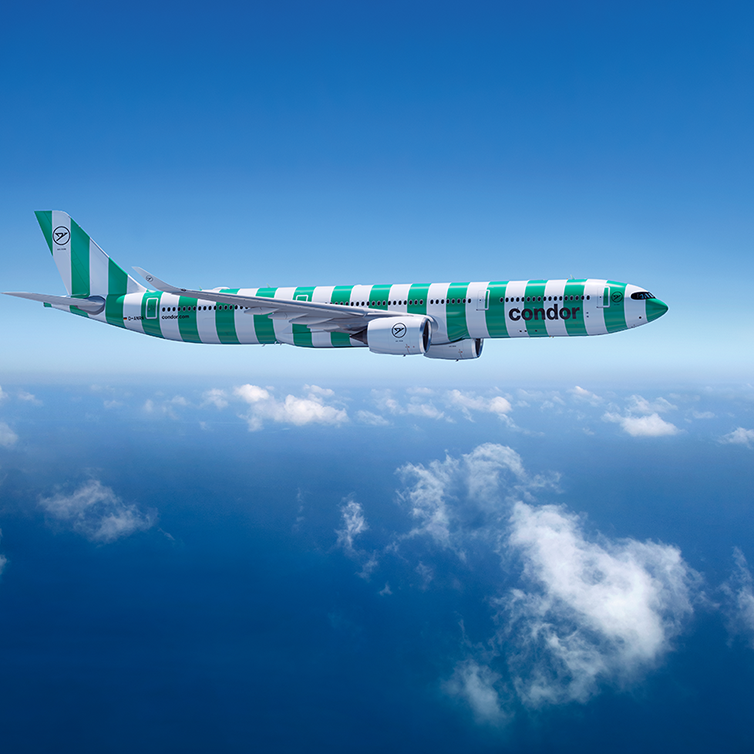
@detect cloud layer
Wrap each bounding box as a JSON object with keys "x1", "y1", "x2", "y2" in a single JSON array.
[
  {"x1": 721, "y1": 548, "x2": 754, "y2": 647},
  {"x1": 234, "y1": 384, "x2": 348, "y2": 431},
  {"x1": 336, "y1": 443, "x2": 700, "y2": 722},
  {"x1": 502, "y1": 502, "x2": 695, "y2": 705}
]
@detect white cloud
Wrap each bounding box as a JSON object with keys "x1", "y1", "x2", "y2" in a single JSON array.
[
  {"x1": 569, "y1": 386, "x2": 603, "y2": 405},
  {"x1": 0, "y1": 530, "x2": 6, "y2": 576},
  {"x1": 0, "y1": 421, "x2": 18, "y2": 448},
  {"x1": 720, "y1": 428, "x2": 754, "y2": 447},
  {"x1": 305, "y1": 384, "x2": 335, "y2": 398},
  {"x1": 381, "y1": 444, "x2": 699, "y2": 721},
  {"x1": 445, "y1": 389, "x2": 513, "y2": 420},
  {"x1": 38, "y1": 479, "x2": 155, "y2": 543},
  {"x1": 691, "y1": 411, "x2": 715, "y2": 420},
  {"x1": 143, "y1": 395, "x2": 189, "y2": 418},
  {"x1": 626, "y1": 395, "x2": 676, "y2": 414},
  {"x1": 603, "y1": 393, "x2": 680, "y2": 437},
  {"x1": 335, "y1": 499, "x2": 378, "y2": 578},
  {"x1": 371, "y1": 389, "x2": 445, "y2": 421},
  {"x1": 501, "y1": 502, "x2": 696, "y2": 705},
  {"x1": 721, "y1": 548, "x2": 754, "y2": 648},
  {"x1": 0, "y1": 386, "x2": 6, "y2": 402},
  {"x1": 604, "y1": 412, "x2": 680, "y2": 437},
  {"x1": 234, "y1": 384, "x2": 348, "y2": 431},
  {"x1": 202, "y1": 388, "x2": 229, "y2": 409},
  {"x1": 406, "y1": 401, "x2": 444, "y2": 420},
  {"x1": 396, "y1": 443, "x2": 552, "y2": 549},
  {"x1": 17, "y1": 390, "x2": 41, "y2": 405},
  {"x1": 336, "y1": 500, "x2": 369, "y2": 555},
  {"x1": 356, "y1": 410, "x2": 391, "y2": 426},
  {"x1": 407, "y1": 386, "x2": 435, "y2": 396},
  {"x1": 444, "y1": 660, "x2": 509, "y2": 725}
]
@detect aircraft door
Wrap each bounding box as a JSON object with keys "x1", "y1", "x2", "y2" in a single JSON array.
[{"x1": 475, "y1": 286, "x2": 490, "y2": 311}]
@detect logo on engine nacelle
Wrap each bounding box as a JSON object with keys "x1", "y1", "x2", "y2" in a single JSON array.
[{"x1": 391, "y1": 322, "x2": 407, "y2": 339}]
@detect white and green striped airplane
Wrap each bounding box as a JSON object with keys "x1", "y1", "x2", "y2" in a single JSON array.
[{"x1": 5, "y1": 211, "x2": 668, "y2": 360}]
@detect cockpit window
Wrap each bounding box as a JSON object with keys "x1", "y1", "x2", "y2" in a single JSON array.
[{"x1": 631, "y1": 291, "x2": 656, "y2": 300}]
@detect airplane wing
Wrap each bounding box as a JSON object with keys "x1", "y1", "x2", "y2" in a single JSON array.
[{"x1": 133, "y1": 267, "x2": 416, "y2": 335}]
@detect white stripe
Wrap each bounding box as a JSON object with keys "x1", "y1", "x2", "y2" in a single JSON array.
[
  {"x1": 122, "y1": 293, "x2": 146, "y2": 334},
  {"x1": 192, "y1": 299, "x2": 221, "y2": 344},
  {"x1": 623, "y1": 283, "x2": 645, "y2": 330},
  {"x1": 583, "y1": 279, "x2": 608, "y2": 335},
  {"x1": 157, "y1": 294, "x2": 182, "y2": 341},
  {"x1": 543, "y1": 280, "x2": 569, "y2": 337},
  {"x1": 426, "y1": 282, "x2": 450, "y2": 342},
  {"x1": 465, "y1": 282, "x2": 490, "y2": 339},
  {"x1": 51, "y1": 210, "x2": 72, "y2": 294},
  {"x1": 88, "y1": 239, "x2": 109, "y2": 296},
  {"x1": 504, "y1": 280, "x2": 529, "y2": 338},
  {"x1": 350, "y1": 284, "x2": 373, "y2": 307},
  {"x1": 271, "y1": 287, "x2": 297, "y2": 344}
]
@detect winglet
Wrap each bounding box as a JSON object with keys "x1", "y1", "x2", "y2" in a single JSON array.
[{"x1": 132, "y1": 267, "x2": 186, "y2": 294}]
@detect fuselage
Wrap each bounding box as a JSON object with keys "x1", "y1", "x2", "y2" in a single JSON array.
[{"x1": 77, "y1": 278, "x2": 667, "y2": 348}]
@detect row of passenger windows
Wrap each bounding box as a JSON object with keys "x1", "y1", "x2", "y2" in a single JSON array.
[
  {"x1": 334, "y1": 298, "x2": 470, "y2": 306},
  {"x1": 161, "y1": 294, "x2": 607, "y2": 313},
  {"x1": 160, "y1": 299, "x2": 480, "y2": 309},
  {"x1": 162, "y1": 305, "x2": 243, "y2": 312},
  {"x1": 500, "y1": 295, "x2": 589, "y2": 303}
]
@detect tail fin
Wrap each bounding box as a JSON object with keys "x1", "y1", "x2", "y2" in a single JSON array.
[{"x1": 35, "y1": 211, "x2": 146, "y2": 297}]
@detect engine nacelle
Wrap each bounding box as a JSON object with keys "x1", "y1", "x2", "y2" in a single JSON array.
[
  {"x1": 366, "y1": 316, "x2": 431, "y2": 355},
  {"x1": 423, "y1": 338, "x2": 483, "y2": 361}
]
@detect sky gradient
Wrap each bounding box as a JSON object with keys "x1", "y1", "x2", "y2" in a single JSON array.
[
  {"x1": 1, "y1": 0, "x2": 752, "y2": 381},
  {"x1": 1, "y1": 3, "x2": 753, "y2": 752}
]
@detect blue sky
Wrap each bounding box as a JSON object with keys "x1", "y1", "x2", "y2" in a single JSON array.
[
  {"x1": 1, "y1": 0, "x2": 753, "y2": 381},
  {"x1": 1, "y1": 2, "x2": 754, "y2": 751}
]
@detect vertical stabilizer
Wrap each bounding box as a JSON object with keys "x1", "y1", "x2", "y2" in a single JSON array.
[{"x1": 35, "y1": 211, "x2": 146, "y2": 297}]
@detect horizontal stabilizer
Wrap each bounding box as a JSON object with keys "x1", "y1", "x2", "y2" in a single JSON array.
[{"x1": 2, "y1": 291, "x2": 106, "y2": 314}]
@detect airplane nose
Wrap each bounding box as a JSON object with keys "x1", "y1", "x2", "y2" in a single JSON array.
[{"x1": 645, "y1": 298, "x2": 668, "y2": 322}]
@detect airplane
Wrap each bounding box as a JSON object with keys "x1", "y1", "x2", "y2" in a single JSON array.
[{"x1": 3, "y1": 211, "x2": 668, "y2": 360}]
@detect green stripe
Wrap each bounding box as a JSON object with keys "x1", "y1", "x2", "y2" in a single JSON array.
[
  {"x1": 105, "y1": 294, "x2": 126, "y2": 328},
  {"x1": 603, "y1": 281, "x2": 627, "y2": 333},
  {"x1": 408, "y1": 284, "x2": 430, "y2": 316},
  {"x1": 141, "y1": 292, "x2": 164, "y2": 339},
  {"x1": 177, "y1": 296, "x2": 201, "y2": 343},
  {"x1": 35, "y1": 211, "x2": 53, "y2": 253},
  {"x1": 69, "y1": 220, "x2": 90, "y2": 298},
  {"x1": 329, "y1": 285, "x2": 355, "y2": 347},
  {"x1": 253, "y1": 288, "x2": 278, "y2": 344},
  {"x1": 485, "y1": 282, "x2": 509, "y2": 338},
  {"x1": 369, "y1": 284, "x2": 392, "y2": 310},
  {"x1": 445, "y1": 283, "x2": 469, "y2": 340},
  {"x1": 108, "y1": 258, "x2": 129, "y2": 296},
  {"x1": 522, "y1": 280, "x2": 548, "y2": 337},
  {"x1": 215, "y1": 290, "x2": 240, "y2": 345},
  {"x1": 69, "y1": 306, "x2": 90, "y2": 318},
  {"x1": 563, "y1": 281, "x2": 588, "y2": 336},
  {"x1": 292, "y1": 287, "x2": 316, "y2": 347}
]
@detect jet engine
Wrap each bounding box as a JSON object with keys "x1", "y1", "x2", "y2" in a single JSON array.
[
  {"x1": 363, "y1": 316, "x2": 432, "y2": 355},
  {"x1": 423, "y1": 338, "x2": 483, "y2": 360}
]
